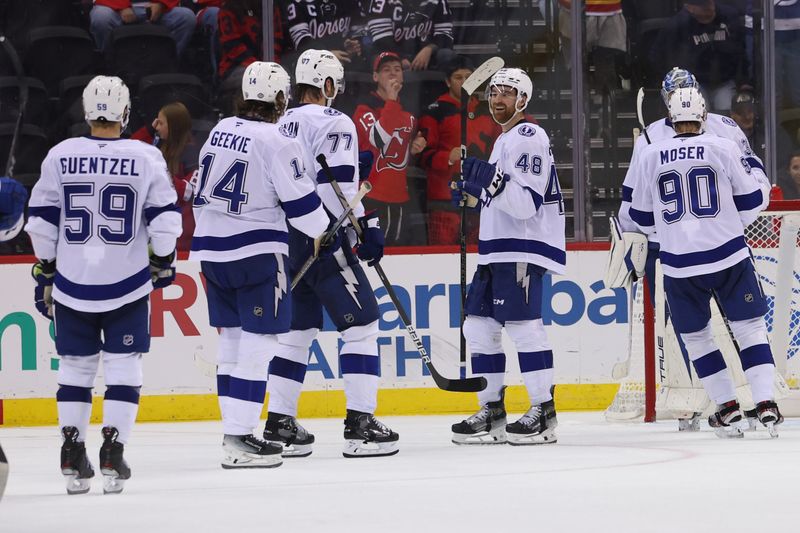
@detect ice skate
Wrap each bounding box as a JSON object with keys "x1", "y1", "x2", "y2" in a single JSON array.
[
  {"x1": 263, "y1": 412, "x2": 314, "y2": 458},
  {"x1": 506, "y1": 398, "x2": 558, "y2": 445},
  {"x1": 342, "y1": 410, "x2": 399, "y2": 458},
  {"x1": 222, "y1": 434, "x2": 284, "y2": 469},
  {"x1": 677, "y1": 412, "x2": 701, "y2": 432},
  {"x1": 99, "y1": 427, "x2": 131, "y2": 494},
  {"x1": 60, "y1": 426, "x2": 94, "y2": 495},
  {"x1": 708, "y1": 400, "x2": 746, "y2": 439},
  {"x1": 743, "y1": 408, "x2": 758, "y2": 431},
  {"x1": 451, "y1": 387, "x2": 507, "y2": 445},
  {"x1": 755, "y1": 400, "x2": 783, "y2": 438}
]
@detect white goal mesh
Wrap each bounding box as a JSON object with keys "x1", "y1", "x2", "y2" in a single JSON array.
[{"x1": 606, "y1": 201, "x2": 800, "y2": 421}]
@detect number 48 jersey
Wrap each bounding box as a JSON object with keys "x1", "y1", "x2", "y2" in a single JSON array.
[
  {"x1": 25, "y1": 136, "x2": 181, "y2": 313},
  {"x1": 479, "y1": 121, "x2": 566, "y2": 274},
  {"x1": 190, "y1": 116, "x2": 329, "y2": 263},
  {"x1": 629, "y1": 132, "x2": 770, "y2": 278}
]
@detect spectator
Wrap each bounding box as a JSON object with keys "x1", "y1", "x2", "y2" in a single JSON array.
[
  {"x1": 353, "y1": 51, "x2": 427, "y2": 245},
  {"x1": 364, "y1": 0, "x2": 455, "y2": 71},
  {"x1": 650, "y1": 0, "x2": 747, "y2": 112},
  {"x1": 418, "y1": 56, "x2": 500, "y2": 245},
  {"x1": 730, "y1": 85, "x2": 756, "y2": 148},
  {"x1": 90, "y1": 1, "x2": 196, "y2": 56},
  {"x1": 777, "y1": 151, "x2": 800, "y2": 200},
  {"x1": 278, "y1": 0, "x2": 365, "y2": 70},
  {"x1": 132, "y1": 102, "x2": 197, "y2": 251},
  {"x1": 217, "y1": 0, "x2": 265, "y2": 115},
  {"x1": 193, "y1": 0, "x2": 224, "y2": 79},
  {"x1": 558, "y1": 0, "x2": 627, "y2": 91}
]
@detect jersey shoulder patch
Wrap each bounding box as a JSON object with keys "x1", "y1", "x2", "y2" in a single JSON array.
[
  {"x1": 279, "y1": 122, "x2": 298, "y2": 138},
  {"x1": 324, "y1": 107, "x2": 342, "y2": 116},
  {"x1": 517, "y1": 124, "x2": 537, "y2": 137},
  {"x1": 721, "y1": 116, "x2": 738, "y2": 127}
]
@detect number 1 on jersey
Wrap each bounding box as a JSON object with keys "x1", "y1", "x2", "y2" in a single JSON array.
[{"x1": 193, "y1": 153, "x2": 250, "y2": 214}]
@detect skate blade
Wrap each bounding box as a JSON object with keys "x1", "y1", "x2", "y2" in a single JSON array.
[
  {"x1": 102, "y1": 475, "x2": 126, "y2": 495},
  {"x1": 713, "y1": 425, "x2": 744, "y2": 439},
  {"x1": 451, "y1": 426, "x2": 507, "y2": 445},
  {"x1": 507, "y1": 428, "x2": 557, "y2": 446},
  {"x1": 746, "y1": 418, "x2": 759, "y2": 432},
  {"x1": 221, "y1": 452, "x2": 283, "y2": 469},
  {"x1": 764, "y1": 421, "x2": 779, "y2": 438},
  {"x1": 63, "y1": 472, "x2": 92, "y2": 495},
  {"x1": 678, "y1": 418, "x2": 701, "y2": 432},
  {"x1": 266, "y1": 441, "x2": 313, "y2": 458},
  {"x1": 342, "y1": 439, "x2": 399, "y2": 458}
]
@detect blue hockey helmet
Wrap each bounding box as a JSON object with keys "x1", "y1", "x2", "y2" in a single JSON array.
[{"x1": 661, "y1": 67, "x2": 699, "y2": 106}]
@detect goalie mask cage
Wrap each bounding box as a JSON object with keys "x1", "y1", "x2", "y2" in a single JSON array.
[{"x1": 606, "y1": 200, "x2": 800, "y2": 422}]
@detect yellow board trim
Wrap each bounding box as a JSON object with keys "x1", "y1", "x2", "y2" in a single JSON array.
[{"x1": 0, "y1": 384, "x2": 620, "y2": 427}]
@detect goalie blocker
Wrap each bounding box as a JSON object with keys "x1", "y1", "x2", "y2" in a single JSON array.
[{"x1": 604, "y1": 216, "x2": 648, "y2": 289}]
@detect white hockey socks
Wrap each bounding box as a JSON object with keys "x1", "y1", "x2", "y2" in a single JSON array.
[
  {"x1": 681, "y1": 324, "x2": 736, "y2": 405},
  {"x1": 56, "y1": 354, "x2": 100, "y2": 440}
]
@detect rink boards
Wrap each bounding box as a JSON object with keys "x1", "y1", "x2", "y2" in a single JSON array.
[{"x1": 0, "y1": 247, "x2": 628, "y2": 426}]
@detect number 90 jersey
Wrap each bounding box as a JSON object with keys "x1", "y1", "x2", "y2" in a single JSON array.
[
  {"x1": 629, "y1": 133, "x2": 770, "y2": 278},
  {"x1": 25, "y1": 137, "x2": 181, "y2": 313},
  {"x1": 190, "y1": 116, "x2": 329, "y2": 263},
  {"x1": 479, "y1": 121, "x2": 566, "y2": 275}
]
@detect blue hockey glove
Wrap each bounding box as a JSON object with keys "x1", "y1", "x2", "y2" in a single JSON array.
[
  {"x1": 450, "y1": 180, "x2": 483, "y2": 209},
  {"x1": 316, "y1": 227, "x2": 342, "y2": 260},
  {"x1": 462, "y1": 157, "x2": 509, "y2": 198},
  {"x1": 31, "y1": 259, "x2": 55, "y2": 319},
  {"x1": 149, "y1": 248, "x2": 176, "y2": 289},
  {"x1": 356, "y1": 211, "x2": 384, "y2": 266},
  {"x1": 358, "y1": 151, "x2": 374, "y2": 181}
]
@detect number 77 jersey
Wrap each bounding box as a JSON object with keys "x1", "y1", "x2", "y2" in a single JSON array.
[
  {"x1": 629, "y1": 132, "x2": 770, "y2": 278},
  {"x1": 479, "y1": 121, "x2": 566, "y2": 274}
]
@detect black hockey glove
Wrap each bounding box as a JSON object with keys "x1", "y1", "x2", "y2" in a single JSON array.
[
  {"x1": 31, "y1": 259, "x2": 56, "y2": 319},
  {"x1": 149, "y1": 248, "x2": 176, "y2": 289}
]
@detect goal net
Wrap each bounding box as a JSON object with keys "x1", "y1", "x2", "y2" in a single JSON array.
[{"x1": 606, "y1": 200, "x2": 800, "y2": 421}]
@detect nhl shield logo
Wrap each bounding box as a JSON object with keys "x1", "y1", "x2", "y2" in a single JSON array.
[
  {"x1": 123, "y1": 335, "x2": 134, "y2": 347},
  {"x1": 745, "y1": 293, "x2": 754, "y2": 303},
  {"x1": 254, "y1": 306, "x2": 263, "y2": 317},
  {"x1": 344, "y1": 313, "x2": 355, "y2": 324}
]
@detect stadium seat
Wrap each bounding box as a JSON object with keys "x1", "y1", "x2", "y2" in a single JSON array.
[
  {"x1": 55, "y1": 75, "x2": 98, "y2": 142},
  {"x1": 0, "y1": 123, "x2": 49, "y2": 175},
  {"x1": 137, "y1": 74, "x2": 213, "y2": 126},
  {"x1": 0, "y1": 77, "x2": 49, "y2": 127},
  {"x1": 106, "y1": 25, "x2": 178, "y2": 88},
  {"x1": 1, "y1": 0, "x2": 77, "y2": 51},
  {"x1": 191, "y1": 119, "x2": 215, "y2": 149},
  {"x1": 22, "y1": 26, "x2": 98, "y2": 96}
]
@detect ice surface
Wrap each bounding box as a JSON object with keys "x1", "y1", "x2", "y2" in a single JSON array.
[{"x1": 1, "y1": 413, "x2": 798, "y2": 533}]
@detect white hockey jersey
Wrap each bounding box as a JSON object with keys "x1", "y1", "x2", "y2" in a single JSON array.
[
  {"x1": 629, "y1": 132, "x2": 770, "y2": 278},
  {"x1": 478, "y1": 121, "x2": 566, "y2": 274},
  {"x1": 25, "y1": 136, "x2": 181, "y2": 313},
  {"x1": 619, "y1": 113, "x2": 768, "y2": 241},
  {"x1": 278, "y1": 103, "x2": 365, "y2": 224},
  {"x1": 190, "y1": 116, "x2": 329, "y2": 262}
]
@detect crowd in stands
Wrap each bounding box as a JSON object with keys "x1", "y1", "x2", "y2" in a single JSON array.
[{"x1": 2, "y1": 0, "x2": 800, "y2": 254}]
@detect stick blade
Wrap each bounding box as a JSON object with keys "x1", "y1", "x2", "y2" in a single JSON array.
[
  {"x1": 462, "y1": 56, "x2": 505, "y2": 96},
  {"x1": 431, "y1": 371, "x2": 487, "y2": 393}
]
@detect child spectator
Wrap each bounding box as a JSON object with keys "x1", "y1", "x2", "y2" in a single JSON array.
[{"x1": 777, "y1": 151, "x2": 800, "y2": 200}]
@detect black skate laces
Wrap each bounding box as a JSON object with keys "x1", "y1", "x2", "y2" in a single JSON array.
[{"x1": 367, "y1": 415, "x2": 391, "y2": 435}]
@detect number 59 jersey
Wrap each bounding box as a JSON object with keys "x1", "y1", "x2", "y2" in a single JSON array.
[
  {"x1": 25, "y1": 137, "x2": 181, "y2": 313},
  {"x1": 629, "y1": 133, "x2": 770, "y2": 278},
  {"x1": 190, "y1": 116, "x2": 329, "y2": 263},
  {"x1": 479, "y1": 121, "x2": 566, "y2": 275}
]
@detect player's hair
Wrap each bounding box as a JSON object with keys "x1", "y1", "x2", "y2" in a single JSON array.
[
  {"x1": 293, "y1": 83, "x2": 323, "y2": 103},
  {"x1": 157, "y1": 102, "x2": 192, "y2": 176},
  {"x1": 235, "y1": 92, "x2": 287, "y2": 123},
  {"x1": 88, "y1": 119, "x2": 120, "y2": 130}
]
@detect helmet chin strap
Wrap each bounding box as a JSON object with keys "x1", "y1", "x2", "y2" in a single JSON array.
[
  {"x1": 490, "y1": 97, "x2": 526, "y2": 128},
  {"x1": 323, "y1": 80, "x2": 337, "y2": 107}
]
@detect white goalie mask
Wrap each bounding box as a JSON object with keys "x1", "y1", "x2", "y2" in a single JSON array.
[
  {"x1": 295, "y1": 49, "x2": 345, "y2": 105},
  {"x1": 486, "y1": 68, "x2": 533, "y2": 126},
  {"x1": 82, "y1": 75, "x2": 130, "y2": 129},
  {"x1": 242, "y1": 61, "x2": 291, "y2": 111},
  {"x1": 667, "y1": 87, "x2": 707, "y2": 129}
]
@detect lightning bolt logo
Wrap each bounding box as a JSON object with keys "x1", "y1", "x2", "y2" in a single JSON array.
[
  {"x1": 340, "y1": 268, "x2": 362, "y2": 309},
  {"x1": 275, "y1": 256, "x2": 287, "y2": 317},
  {"x1": 517, "y1": 263, "x2": 530, "y2": 305}
]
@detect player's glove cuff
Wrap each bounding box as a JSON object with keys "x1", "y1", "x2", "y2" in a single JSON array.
[
  {"x1": 356, "y1": 211, "x2": 384, "y2": 266},
  {"x1": 149, "y1": 249, "x2": 176, "y2": 289},
  {"x1": 31, "y1": 259, "x2": 56, "y2": 320},
  {"x1": 463, "y1": 156, "x2": 509, "y2": 198}
]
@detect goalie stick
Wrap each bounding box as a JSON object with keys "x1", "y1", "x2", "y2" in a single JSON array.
[
  {"x1": 1, "y1": 36, "x2": 27, "y2": 178},
  {"x1": 318, "y1": 154, "x2": 487, "y2": 393},
  {"x1": 291, "y1": 181, "x2": 371, "y2": 290},
  {"x1": 635, "y1": 87, "x2": 651, "y2": 146},
  {"x1": 0, "y1": 442, "x2": 8, "y2": 503},
  {"x1": 457, "y1": 56, "x2": 504, "y2": 377}
]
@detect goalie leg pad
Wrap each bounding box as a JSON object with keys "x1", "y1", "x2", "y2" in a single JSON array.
[{"x1": 604, "y1": 217, "x2": 648, "y2": 289}]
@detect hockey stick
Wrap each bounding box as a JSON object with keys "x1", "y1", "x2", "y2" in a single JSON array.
[
  {"x1": 0, "y1": 442, "x2": 8, "y2": 502},
  {"x1": 291, "y1": 181, "x2": 371, "y2": 290},
  {"x1": 635, "y1": 87, "x2": 651, "y2": 145},
  {"x1": 0, "y1": 36, "x2": 27, "y2": 178},
  {"x1": 318, "y1": 154, "x2": 487, "y2": 392},
  {"x1": 457, "y1": 56, "x2": 505, "y2": 378}
]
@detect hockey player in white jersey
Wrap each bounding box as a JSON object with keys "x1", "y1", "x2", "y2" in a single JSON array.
[
  {"x1": 24, "y1": 76, "x2": 182, "y2": 494},
  {"x1": 266, "y1": 49, "x2": 398, "y2": 458},
  {"x1": 630, "y1": 87, "x2": 782, "y2": 438},
  {"x1": 190, "y1": 61, "x2": 336, "y2": 468},
  {"x1": 450, "y1": 68, "x2": 566, "y2": 445},
  {"x1": 612, "y1": 67, "x2": 771, "y2": 430}
]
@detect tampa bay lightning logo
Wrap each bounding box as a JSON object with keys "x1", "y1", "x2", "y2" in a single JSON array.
[
  {"x1": 517, "y1": 124, "x2": 536, "y2": 137},
  {"x1": 324, "y1": 107, "x2": 342, "y2": 116},
  {"x1": 754, "y1": 254, "x2": 800, "y2": 360},
  {"x1": 722, "y1": 116, "x2": 738, "y2": 127}
]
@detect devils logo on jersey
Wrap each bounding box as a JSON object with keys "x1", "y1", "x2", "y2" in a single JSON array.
[{"x1": 375, "y1": 125, "x2": 413, "y2": 171}]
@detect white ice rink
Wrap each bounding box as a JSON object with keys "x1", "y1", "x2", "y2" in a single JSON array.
[{"x1": 1, "y1": 412, "x2": 798, "y2": 533}]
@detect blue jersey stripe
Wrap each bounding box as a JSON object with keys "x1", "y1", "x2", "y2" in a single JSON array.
[
  {"x1": 29, "y1": 205, "x2": 61, "y2": 227},
  {"x1": 282, "y1": 192, "x2": 322, "y2": 219},
  {"x1": 659, "y1": 236, "x2": 747, "y2": 269},
  {"x1": 190, "y1": 229, "x2": 288, "y2": 252},
  {"x1": 630, "y1": 208, "x2": 655, "y2": 228},
  {"x1": 478, "y1": 238, "x2": 566, "y2": 265},
  {"x1": 317, "y1": 164, "x2": 355, "y2": 184},
  {"x1": 55, "y1": 266, "x2": 150, "y2": 301},
  {"x1": 622, "y1": 185, "x2": 633, "y2": 202},
  {"x1": 733, "y1": 190, "x2": 763, "y2": 211},
  {"x1": 745, "y1": 156, "x2": 765, "y2": 172},
  {"x1": 144, "y1": 203, "x2": 181, "y2": 224}
]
